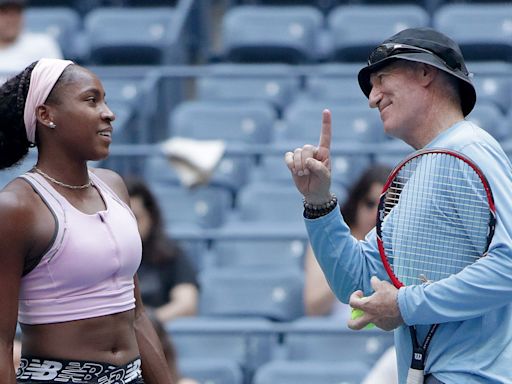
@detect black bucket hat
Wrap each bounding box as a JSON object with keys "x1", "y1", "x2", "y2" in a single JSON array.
[{"x1": 358, "y1": 27, "x2": 476, "y2": 116}]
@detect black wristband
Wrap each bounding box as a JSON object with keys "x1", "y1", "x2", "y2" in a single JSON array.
[{"x1": 303, "y1": 194, "x2": 338, "y2": 219}]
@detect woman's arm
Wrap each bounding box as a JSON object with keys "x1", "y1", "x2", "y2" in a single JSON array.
[
  {"x1": 0, "y1": 190, "x2": 33, "y2": 383},
  {"x1": 133, "y1": 275, "x2": 175, "y2": 384},
  {"x1": 155, "y1": 283, "x2": 198, "y2": 323}
]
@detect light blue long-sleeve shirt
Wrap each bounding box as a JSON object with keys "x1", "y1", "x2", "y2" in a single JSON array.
[{"x1": 306, "y1": 120, "x2": 512, "y2": 383}]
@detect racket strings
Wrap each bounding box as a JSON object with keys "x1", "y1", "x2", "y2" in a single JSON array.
[{"x1": 380, "y1": 152, "x2": 492, "y2": 285}]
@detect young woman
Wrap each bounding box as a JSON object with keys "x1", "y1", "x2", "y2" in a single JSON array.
[
  {"x1": 0, "y1": 58, "x2": 173, "y2": 383},
  {"x1": 125, "y1": 177, "x2": 199, "y2": 323}
]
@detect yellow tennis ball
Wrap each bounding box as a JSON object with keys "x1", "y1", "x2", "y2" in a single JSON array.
[{"x1": 351, "y1": 308, "x2": 376, "y2": 329}]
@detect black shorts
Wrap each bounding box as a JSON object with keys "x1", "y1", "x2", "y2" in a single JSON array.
[{"x1": 16, "y1": 356, "x2": 144, "y2": 383}]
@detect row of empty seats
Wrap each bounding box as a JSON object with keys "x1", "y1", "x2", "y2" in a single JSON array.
[
  {"x1": 218, "y1": 3, "x2": 512, "y2": 64},
  {"x1": 23, "y1": 0, "x2": 207, "y2": 65},
  {"x1": 170, "y1": 317, "x2": 392, "y2": 384},
  {"x1": 22, "y1": 3, "x2": 512, "y2": 66},
  {"x1": 168, "y1": 316, "x2": 394, "y2": 384}
]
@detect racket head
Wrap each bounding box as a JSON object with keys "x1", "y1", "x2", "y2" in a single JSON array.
[{"x1": 376, "y1": 149, "x2": 496, "y2": 288}]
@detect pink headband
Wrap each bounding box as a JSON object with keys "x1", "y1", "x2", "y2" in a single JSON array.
[{"x1": 23, "y1": 58, "x2": 74, "y2": 144}]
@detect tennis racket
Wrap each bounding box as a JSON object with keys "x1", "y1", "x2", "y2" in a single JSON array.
[{"x1": 376, "y1": 148, "x2": 496, "y2": 384}]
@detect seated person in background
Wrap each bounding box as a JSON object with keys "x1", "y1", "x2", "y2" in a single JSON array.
[
  {"x1": 0, "y1": 0, "x2": 63, "y2": 74},
  {"x1": 125, "y1": 177, "x2": 200, "y2": 323},
  {"x1": 304, "y1": 163, "x2": 392, "y2": 319}
]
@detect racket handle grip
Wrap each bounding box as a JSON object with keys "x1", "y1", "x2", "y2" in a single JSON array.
[{"x1": 406, "y1": 368, "x2": 424, "y2": 384}]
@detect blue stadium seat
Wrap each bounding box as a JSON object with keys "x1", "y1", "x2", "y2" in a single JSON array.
[
  {"x1": 433, "y1": 4, "x2": 512, "y2": 62},
  {"x1": 198, "y1": 267, "x2": 304, "y2": 321},
  {"x1": 219, "y1": 5, "x2": 324, "y2": 64},
  {"x1": 26, "y1": 0, "x2": 105, "y2": 16},
  {"x1": 149, "y1": 183, "x2": 232, "y2": 238},
  {"x1": 331, "y1": 153, "x2": 372, "y2": 188},
  {"x1": 84, "y1": 7, "x2": 186, "y2": 65},
  {"x1": 179, "y1": 358, "x2": 244, "y2": 384},
  {"x1": 466, "y1": 62, "x2": 512, "y2": 114},
  {"x1": 24, "y1": 7, "x2": 83, "y2": 61},
  {"x1": 303, "y1": 64, "x2": 368, "y2": 105},
  {"x1": 282, "y1": 317, "x2": 394, "y2": 367},
  {"x1": 207, "y1": 238, "x2": 307, "y2": 270},
  {"x1": 281, "y1": 99, "x2": 386, "y2": 144},
  {"x1": 197, "y1": 64, "x2": 301, "y2": 112},
  {"x1": 327, "y1": 5, "x2": 430, "y2": 62},
  {"x1": 230, "y1": 182, "x2": 304, "y2": 226},
  {"x1": 467, "y1": 102, "x2": 509, "y2": 141},
  {"x1": 252, "y1": 360, "x2": 369, "y2": 384},
  {"x1": 166, "y1": 317, "x2": 278, "y2": 379},
  {"x1": 169, "y1": 100, "x2": 276, "y2": 145}
]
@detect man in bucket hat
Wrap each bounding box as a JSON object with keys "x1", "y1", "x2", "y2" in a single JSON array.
[{"x1": 285, "y1": 27, "x2": 512, "y2": 383}]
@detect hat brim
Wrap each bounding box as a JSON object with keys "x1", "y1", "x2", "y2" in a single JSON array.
[{"x1": 358, "y1": 51, "x2": 476, "y2": 116}]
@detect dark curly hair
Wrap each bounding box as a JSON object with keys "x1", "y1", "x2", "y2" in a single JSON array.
[
  {"x1": 0, "y1": 61, "x2": 75, "y2": 170},
  {"x1": 341, "y1": 163, "x2": 392, "y2": 228},
  {"x1": 0, "y1": 61, "x2": 37, "y2": 170}
]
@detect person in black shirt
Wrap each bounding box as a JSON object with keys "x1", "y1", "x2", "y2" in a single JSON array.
[{"x1": 126, "y1": 177, "x2": 199, "y2": 323}]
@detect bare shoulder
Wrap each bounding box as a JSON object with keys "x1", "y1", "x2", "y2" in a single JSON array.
[
  {"x1": 90, "y1": 167, "x2": 130, "y2": 204},
  {"x1": 0, "y1": 179, "x2": 39, "y2": 243},
  {"x1": 0, "y1": 178, "x2": 39, "y2": 217}
]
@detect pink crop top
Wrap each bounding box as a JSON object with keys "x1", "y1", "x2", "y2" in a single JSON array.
[{"x1": 17, "y1": 171, "x2": 142, "y2": 325}]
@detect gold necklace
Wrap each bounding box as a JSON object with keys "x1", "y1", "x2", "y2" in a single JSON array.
[{"x1": 33, "y1": 166, "x2": 93, "y2": 190}]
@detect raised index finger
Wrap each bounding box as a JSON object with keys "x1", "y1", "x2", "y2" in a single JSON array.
[{"x1": 318, "y1": 109, "x2": 332, "y2": 150}]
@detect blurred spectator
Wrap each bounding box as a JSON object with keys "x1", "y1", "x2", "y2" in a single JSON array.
[
  {"x1": 303, "y1": 164, "x2": 396, "y2": 384},
  {"x1": 0, "y1": 0, "x2": 62, "y2": 74},
  {"x1": 125, "y1": 177, "x2": 199, "y2": 323}
]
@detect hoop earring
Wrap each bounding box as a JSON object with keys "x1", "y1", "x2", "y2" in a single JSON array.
[{"x1": 48, "y1": 122, "x2": 56, "y2": 129}]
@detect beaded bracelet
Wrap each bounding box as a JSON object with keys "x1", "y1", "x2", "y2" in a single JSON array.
[{"x1": 303, "y1": 194, "x2": 338, "y2": 219}]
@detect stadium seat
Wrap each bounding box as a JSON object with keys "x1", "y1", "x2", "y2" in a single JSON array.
[
  {"x1": 206, "y1": 238, "x2": 307, "y2": 270},
  {"x1": 166, "y1": 317, "x2": 278, "y2": 378},
  {"x1": 281, "y1": 99, "x2": 386, "y2": 144},
  {"x1": 149, "y1": 183, "x2": 232, "y2": 238},
  {"x1": 197, "y1": 64, "x2": 301, "y2": 112},
  {"x1": 252, "y1": 360, "x2": 369, "y2": 384},
  {"x1": 327, "y1": 4, "x2": 430, "y2": 62},
  {"x1": 282, "y1": 317, "x2": 394, "y2": 367},
  {"x1": 219, "y1": 5, "x2": 324, "y2": 64},
  {"x1": 84, "y1": 7, "x2": 186, "y2": 65},
  {"x1": 198, "y1": 267, "x2": 305, "y2": 321},
  {"x1": 303, "y1": 64, "x2": 368, "y2": 105},
  {"x1": 466, "y1": 62, "x2": 512, "y2": 114},
  {"x1": 179, "y1": 358, "x2": 244, "y2": 384},
  {"x1": 230, "y1": 182, "x2": 304, "y2": 225},
  {"x1": 169, "y1": 100, "x2": 276, "y2": 145},
  {"x1": 433, "y1": 3, "x2": 512, "y2": 62},
  {"x1": 24, "y1": 7, "x2": 83, "y2": 61},
  {"x1": 467, "y1": 102, "x2": 508, "y2": 140}
]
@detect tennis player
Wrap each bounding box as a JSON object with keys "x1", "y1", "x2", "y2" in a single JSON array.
[
  {"x1": 285, "y1": 27, "x2": 512, "y2": 383},
  {"x1": 0, "y1": 59, "x2": 173, "y2": 383}
]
